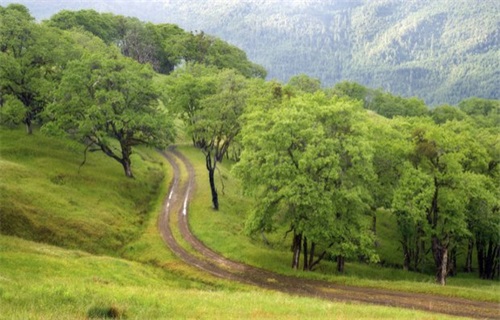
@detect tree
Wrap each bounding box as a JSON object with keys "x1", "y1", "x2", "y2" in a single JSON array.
[
  {"x1": 164, "y1": 65, "x2": 258, "y2": 209},
  {"x1": 457, "y1": 97, "x2": 499, "y2": 128},
  {"x1": 162, "y1": 64, "x2": 218, "y2": 146},
  {"x1": 392, "y1": 162, "x2": 433, "y2": 272},
  {"x1": 181, "y1": 32, "x2": 267, "y2": 79},
  {"x1": 368, "y1": 115, "x2": 411, "y2": 247},
  {"x1": 431, "y1": 104, "x2": 467, "y2": 124},
  {"x1": 191, "y1": 69, "x2": 249, "y2": 209},
  {"x1": 46, "y1": 9, "x2": 120, "y2": 44},
  {"x1": 369, "y1": 92, "x2": 429, "y2": 118},
  {"x1": 235, "y1": 93, "x2": 377, "y2": 271},
  {"x1": 286, "y1": 74, "x2": 321, "y2": 94},
  {"x1": 44, "y1": 53, "x2": 174, "y2": 177},
  {"x1": 329, "y1": 81, "x2": 369, "y2": 102},
  {"x1": 461, "y1": 127, "x2": 500, "y2": 279},
  {"x1": 392, "y1": 118, "x2": 473, "y2": 285},
  {"x1": 0, "y1": 5, "x2": 69, "y2": 133}
]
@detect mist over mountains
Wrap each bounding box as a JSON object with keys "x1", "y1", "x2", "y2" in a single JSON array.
[{"x1": 4, "y1": 0, "x2": 499, "y2": 105}]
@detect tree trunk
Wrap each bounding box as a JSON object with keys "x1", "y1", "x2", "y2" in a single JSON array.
[
  {"x1": 483, "y1": 241, "x2": 499, "y2": 279},
  {"x1": 208, "y1": 167, "x2": 218, "y2": 210},
  {"x1": 465, "y1": 239, "x2": 473, "y2": 273},
  {"x1": 337, "y1": 255, "x2": 345, "y2": 273},
  {"x1": 291, "y1": 232, "x2": 302, "y2": 270},
  {"x1": 448, "y1": 247, "x2": 457, "y2": 277},
  {"x1": 309, "y1": 242, "x2": 332, "y2": 271},
  {"x1": 308, "y1": 241, "x2": 316, "y2": 270},
  {"x1": 432, "y1": 236, "x2": 448, "y2": 285},
  {"x1": 121, "y1": 158, "x2": 133, "y2": 178},
  {"x1": 120, "y1": 144, "x2": 133, "y2": 178},
  {"x1": 414, "y1": 225, "x2": 423, "y2": 271},
  {"x1": 477, "y1": 239, "x2": 485, "y2": 279},
  {"x1": 429, "y1": 178, "x2": 448, "y2": 284},
  {"x1": 418, "y1": 237, "x2": 426, "y2": 273},
  {"x1": 303, "y1": 236, "x2": 309, "y2": 271},
  {"x1": 402, "y1": 240, "x2": 410, "y2": 271},
  {"x1": 205, "y1": 152, "x2": 219, "y2": 210},
  {"x1": 25, "y1": 119, "x2": 32, "y2": 135},
  {"x1": 372, "y1": 211, "x2": 377, "y2": 236}
]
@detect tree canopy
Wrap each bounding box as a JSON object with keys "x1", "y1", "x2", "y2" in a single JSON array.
[{"x1": 44, "y1": 52, "x2": 174, "y2": 177}]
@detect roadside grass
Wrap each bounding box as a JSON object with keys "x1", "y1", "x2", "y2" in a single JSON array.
[
  {"x1": 1, "y1": 236, "x2": 463, "y2": 320},
  {"x1": 183, "y1": 146, "x2": 500, "y2": 303},
  {"x1": 0, "y1": 127, "x2": 165, "y2": 255}
]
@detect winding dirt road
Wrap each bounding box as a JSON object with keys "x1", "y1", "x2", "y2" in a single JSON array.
[{"x1": 159, "y1": 147, "x2": 499, "y2": 319}]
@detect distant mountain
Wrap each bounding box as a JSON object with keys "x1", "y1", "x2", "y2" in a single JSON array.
[{"x1": 4, "y1": 0, "x2": 499, "y2": 105}]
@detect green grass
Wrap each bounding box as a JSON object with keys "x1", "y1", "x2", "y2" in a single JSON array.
[
  {"x1": 184, "y1": 146, "x2": 500, "y2": 303},
  {"x1": 0, "y1": 236, "x2": 463, "y2": 319},
  {"x1": 0, "y1": 127, "x2": 166, "y2": 255}
]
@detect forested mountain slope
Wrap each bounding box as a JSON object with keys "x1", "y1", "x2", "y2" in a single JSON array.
[
  {"x1": 3, "y1": 0, "x2": 498, "y2": 105},
  {"x1": 156, "y1": 0, "x2": 499, "y2": 106}
]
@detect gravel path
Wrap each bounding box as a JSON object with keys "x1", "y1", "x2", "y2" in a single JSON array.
[{"x1": 159, "y1": 147, "x2": 500, "y2": 319}]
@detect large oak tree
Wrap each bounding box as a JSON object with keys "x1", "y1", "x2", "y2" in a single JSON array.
[{"x1": 44, "y1": 52, "x2": 174, "y2": 177}]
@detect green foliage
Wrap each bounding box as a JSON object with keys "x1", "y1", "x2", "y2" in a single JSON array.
[
  {"x1": 0, "y1": 94, "x2": 25, "y2": 126},
  {"x1": 329, "y1": 81, "x2": 369, "y2": 102},
  {"x1": 388, "y1": 117, "x2": 500, "y2": 283},
  {"x1": 45, "y1": 9, "x2": 266, "y2": 77},
  {"x1": 457, "y1": 97, "x2": 500, "y2": 128},
  {"x1": 431, "y1": 105, "x2": 467, "y2": 124},
  {"x1": 331, "y1": 81, "x2": 429, "y2": 118},
  {"x1": 47, "y1": 9, "x2": 120, "y2": 44},
  {"x1": 235, "y1": 93, "x2": 377, "y2": 270},
  {"x1": 286, "y1": 74, "x2": 321, "y2": 94},
  {"x1": 161, "y1": 64, "x2": 219, "y2": 144},
  {"x1": 183, "y1": 32, "x2": 267, "y2": 78},
  {"x1": 44, "y1": 52, "x2": 175, "y2": 177},
  {"x1": 191, "y1": 69, "x2": 248, "y2": 154},
  {"x1": 0, "y1": 5, "x2": 61, "y2": 133}
]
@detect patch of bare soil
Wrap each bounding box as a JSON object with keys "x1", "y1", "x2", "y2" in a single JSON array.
[{"x1": 159, "y1": 148, "x2": 499, "y2": 319}]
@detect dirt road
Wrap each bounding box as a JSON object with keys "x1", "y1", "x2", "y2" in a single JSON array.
[{"x1": 159, "y1": 148, "x2": 499, "y2": 319}]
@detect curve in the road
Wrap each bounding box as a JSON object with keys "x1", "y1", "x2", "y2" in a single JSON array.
[{"x1": 159, "y1": 148, "x2": 500, "y2": 320}]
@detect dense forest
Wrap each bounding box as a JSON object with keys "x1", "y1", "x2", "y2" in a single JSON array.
[{"x1": 1, "y1": 4, "x2": 499, "y2": 287}]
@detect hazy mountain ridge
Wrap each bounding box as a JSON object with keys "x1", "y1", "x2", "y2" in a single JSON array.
[
  {"x1": 3, "y1": 0, "x2": 498, "y2": 105},
  {"x1": 154, "y1": 0, "x2": 498, "y2": 105}
]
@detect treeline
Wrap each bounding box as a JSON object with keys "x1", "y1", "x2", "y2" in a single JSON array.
[{"x1": 1, "y1": 4, "x2": 498, "y2": 286}]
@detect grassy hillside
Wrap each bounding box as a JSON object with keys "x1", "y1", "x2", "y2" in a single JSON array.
[
  {"x1": 1, "y1": 127, "x2": 465, "y2": 319},
  {"x1": 0, "y1": 127, "x2": 165, "y2": 254},
  {"x1": 3, "y1": 236, "x2": 379, "y2": 320}
]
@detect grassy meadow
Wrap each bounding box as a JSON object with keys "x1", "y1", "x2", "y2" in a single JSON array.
[{"x1": 0, "y1": 127, "x2": 485, "y2": 318}]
